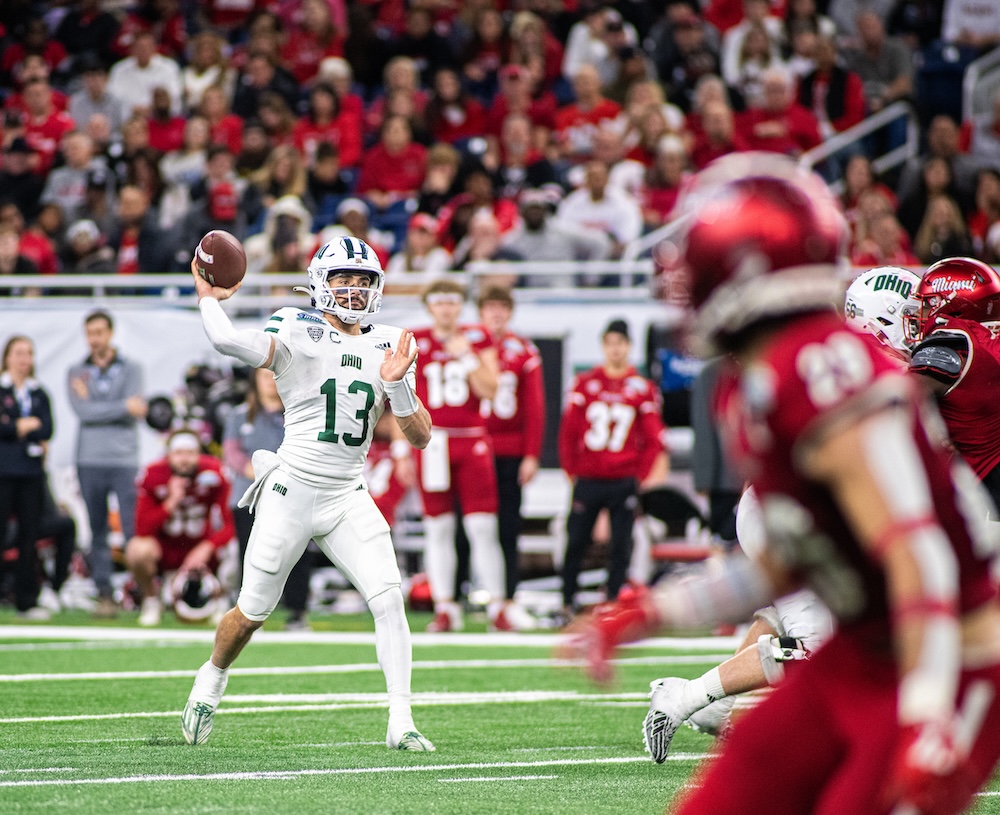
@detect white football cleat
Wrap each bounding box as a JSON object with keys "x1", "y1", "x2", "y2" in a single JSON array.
[
  {"x1": 389, "y1": 730, "x2": 436, "y2": 752},
  {"x1": 138, "y1": 596, "x2": 162, "y2": 627},
  {"x1": 181, "y1": 700, "x2": 216, "y2": 745},
  {"x1": 643, "y1": 677, "x2": 688, "y2": 764}
]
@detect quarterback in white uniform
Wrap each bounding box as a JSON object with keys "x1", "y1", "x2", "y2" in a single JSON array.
[{"x1": 181, "y1": 236, "x2": 436, "y2": 753}]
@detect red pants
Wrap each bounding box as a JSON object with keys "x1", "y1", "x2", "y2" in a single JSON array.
[
  {"x1": 415, "y1": 431, "x2": 498, "y2": 517},
  {"x1": 674, "y1": 631, "x2": 1000, "y2": 815}
]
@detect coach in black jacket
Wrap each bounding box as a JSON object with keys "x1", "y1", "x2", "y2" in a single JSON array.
[{"x1": 0, "y1": 335, "x2": 54, "y2": 618}]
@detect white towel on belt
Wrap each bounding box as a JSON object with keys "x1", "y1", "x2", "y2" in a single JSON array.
[{"x1": 421, "y1": 429, "x2": 450, "y2": 492}]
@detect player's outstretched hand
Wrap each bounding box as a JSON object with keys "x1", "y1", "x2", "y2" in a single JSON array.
[
  {"x1": 382, "y1": 329, "x2": 418, "y2": 382},
  {"x1": 191, "y1": 256, "x2": 242, "y2": 301},
  {"x1": 555, "y1": 586, "x2": 661, "y2": 685}
]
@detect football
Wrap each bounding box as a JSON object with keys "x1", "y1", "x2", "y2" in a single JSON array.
[{"x1": 196, "y1": 230, "x2": 247, "y2": 289}]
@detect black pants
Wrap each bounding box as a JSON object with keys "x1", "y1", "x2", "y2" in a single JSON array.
[
  {"x1": 0, "y1": 474, "x2": 45, "y2": 611},
  {"x1": 234, "y1": 505, "x2": 311, "y2": 615},
  {"x1": 495, "y1": 456, "x2": 524, "y2": 599},
  {"x1": 39, "y1": 511, "x2": 76, "y2": 592},
  {"x1": 562, "y1": 476, "x2": 638, "y2": 608}
]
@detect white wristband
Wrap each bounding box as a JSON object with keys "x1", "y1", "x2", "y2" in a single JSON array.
[
  {"x1": 390, "y1": 439, "x2": 412, "y2": 460},
  {"x1": 382, "y1": 377, "x2": 420, "y2": 417}
]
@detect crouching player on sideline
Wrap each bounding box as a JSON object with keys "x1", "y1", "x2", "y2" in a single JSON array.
[
  {"x1": 181, "y1": 236, "x2": 435, "y2": 753},
  {"x1": 642, "y1": 265, "x2": 922, "y2": 760},
  {"x1": 125, "y1": 428, "x2": 235, "y2": 627},
  {"x1": 564, "y1": 155, "x2": 1000, "y2": 815}
]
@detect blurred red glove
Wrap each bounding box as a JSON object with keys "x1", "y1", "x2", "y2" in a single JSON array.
[
  {"x1": 884, "y1": 720, "x2": 972, "y2": 815},
  {"x1": 561, "y1": 585, "x2": 660, "y2": 684}
]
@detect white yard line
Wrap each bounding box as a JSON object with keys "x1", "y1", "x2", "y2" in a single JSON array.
[
  {"x1": 0, "y1": 755, "x2": 703, "y2": 788},
  {"x1": 0, "y1": 625, "x2": 739, "y2": 651},
  {"x1": 438, "y1": 775, "x2": 560, "y2": 783},
  {"x1": 0, "y1": 653, "x2": 732, "y2": 684},
  {"x1": 0, "y1": 690, "x2": 652, "y2": 724},
  {"x1": 0, "y1": 641, "x2": 193, "y2": 652}
]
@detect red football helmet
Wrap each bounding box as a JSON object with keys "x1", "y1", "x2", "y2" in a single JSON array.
[
  {"x1": 903, "y1": 257, "x2": 1000, "y2": 344},
  {"x1": 667, "y1": 154, "x2": 849, "y2": 353}
]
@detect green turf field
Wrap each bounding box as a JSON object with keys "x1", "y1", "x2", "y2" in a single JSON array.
[{"x1": 1, "y1": 609, "x2": 998, "y2": 815}]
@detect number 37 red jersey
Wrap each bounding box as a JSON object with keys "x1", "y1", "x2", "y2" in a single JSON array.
[{"x1": 558, "y1": 366, "x2": 666, "y2": 481}]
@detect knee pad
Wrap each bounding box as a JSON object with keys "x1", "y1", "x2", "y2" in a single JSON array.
[
  {"x1": 756, "y1": 634, "x2": 809, "y2": 686},
  {"x1": 368, "y1": 586, "x2": 405, "y2": 621}
]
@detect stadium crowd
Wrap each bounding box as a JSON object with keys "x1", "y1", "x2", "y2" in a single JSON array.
[{"x1": 1, "y1": 0, "x2": 1000, "y2": 288}]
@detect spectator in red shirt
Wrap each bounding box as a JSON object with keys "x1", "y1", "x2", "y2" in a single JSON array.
[
  {"x1": 198, "y1": 86, "x2": 243, "y2": 157},
  {"x1": 555, "y1": 64, "x2": 622, "y2": 163},
  {"x1": 115, "y1": 0, "x2": 187, "y2": 60},
  {"x1": 640, "y1": 135, "x2": 693, "y2": 229},
  {"x1": 197, "y1": 0, "x2": 266, "y2": 36},
  {"x1": 279, "y1": 0, "x2": 344, "y2": 85},
  {"x1": 737, "y1": 65, "x2": 821, "y2": 156},
  {"x1": 691, "y1": 100, "x2": 750, "y2": 169},
  {"x1": 797, "y1": 36, "x2": 866, "y2": 141},
  {"x1": 315, "y1": 56, "x2": 365, "y2": 122},
  {"x1": 558, "y1": 319, "x2": 667, "y2": 612},
  {"x1": 840, "y1": 154, "x2": 898, "y2": 243},
  {"x1": 356, "y1": 115, "x2": 428, "y2": 209},
  {"x1": 424, "y1": 68, "x2": 487, "y2": 146},
  {"x1": 851, "y1": 211, "x2": 920, "y2": 266},
  {"x1": 146, "y1": 86, "x2": 186, "y2": 154},
  {"x1": 3, "y1": 55, "x2": 70, "y2": 118},
  {"x1": 124, "y1": 428, "x2": 234, "y2": 626},
  {"x1": 485, "y1": 63, "x2": 557, "y2": 141},
  {"x1": 1, "y1": 17, "x2": 68, "y2": 84},
  {"x1": 436, "y1": 166, "x2": 519, "y2": 250},
  {"x1": 292, "y1": 83, "x2": 362, "y2": 169},
  {"x1": 21, "y1": 79, "x2": 76, "y2": 176}
]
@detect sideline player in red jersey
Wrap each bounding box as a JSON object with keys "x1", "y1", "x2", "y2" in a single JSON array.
[
  {"x1": 124, "y1": 428, "x2": 235, "y2": 626},
  {"x1": 906, "y1": 257, "x2": 1000, "y2": 514},
  {"x1": 564, "y1": 154, "x2": 1000, "y2": 815},
  {"x1": 410, "y1": 279, "x2": 517, "y2": 632},
  {"x1": 558, "y1": 318, "x2": 667, "y2": 614},
  {"x1": 478, "y1": 285, "x2": 546, "y2": 611}
]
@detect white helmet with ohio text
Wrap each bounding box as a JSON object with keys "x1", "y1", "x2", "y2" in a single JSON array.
[
  {"x1": 304, "y1": 236, "x2": 385, "y2": 323},
  {"x1": 844, "y1": 266, "x2": 922, "y2": 357}
]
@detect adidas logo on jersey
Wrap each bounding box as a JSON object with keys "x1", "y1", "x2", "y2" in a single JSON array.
[{"x1": 375, "y1": 342, "x2": 391, "y2": 351}]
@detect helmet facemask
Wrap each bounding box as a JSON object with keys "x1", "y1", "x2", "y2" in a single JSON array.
[{"x1": 304, "y1": 238, "x2": 385, "y2": 323}]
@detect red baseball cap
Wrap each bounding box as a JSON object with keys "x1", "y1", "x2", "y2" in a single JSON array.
[{"x1": 409, "y1": 213, "x2": 439, "y2": 233}]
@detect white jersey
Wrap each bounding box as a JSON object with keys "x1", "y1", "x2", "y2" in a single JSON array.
[{"x1": 264, "y1": 306, "x2": 415, "y2": 489}]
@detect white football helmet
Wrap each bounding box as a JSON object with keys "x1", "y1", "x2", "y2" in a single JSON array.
[
  {"x1": 844, "y1": 266, "x2": 922, "y2": 356},
  {"x1": 303, "y1": 236, "x2": 384, "y2": 323}
]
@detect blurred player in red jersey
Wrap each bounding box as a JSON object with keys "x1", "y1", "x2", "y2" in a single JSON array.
[
  {"x1": 565, "y1": 154, "x2": 1000, "y2": 815},
  {"x1": 125, "y1": 428, "x2": 235, "y2": 626},
  {"x1": 411, "y1": 279, "x2": 517, "y2": 632},
  {"x1": 558, "y1": 319, "x2": 667, "y2": 614},
  {"x1": 478, "y1": 285, "x2": 546, "y2": 612},
  {"x1": 906, "y1": 257, "x2": 1000, "y2": 515},
  {"x1": 642, "y1": 266, "x2": 921, "y2": 762}
]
